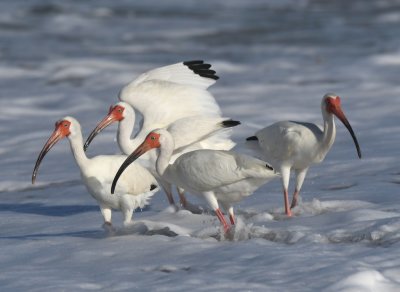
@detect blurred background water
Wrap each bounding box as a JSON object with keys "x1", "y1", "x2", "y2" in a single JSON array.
[
  {"x1": 1, "y1": 0, "x2": 400, "y2": 192},
  {"x1": 2, "y1": 0, "x2": 400, "y2": 80},
  {"x1": 1, "y1": 2, "x2": 400, "y2": 291}
]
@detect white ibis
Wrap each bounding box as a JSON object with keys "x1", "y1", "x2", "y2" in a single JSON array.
[
  {"x1": 84, "y1": 104, "x2": 237, "y2": 209},
  {"x1": 32, "y1": 116, "x2": 159, "y2": 230},
  {"x1": 118, "y1": 60, "x2": 221, "y2": 129},
  {"x1": 84, "y1": 60, "x2": 235, "y2": 207},
  {"x1": 246, "y1": 93, "x2": 362, "y2": 216},
  {"x1": 111, "y1": 128, "x2": 278, "y2": 233},
  {"x1": 115, "y1": 60, "x2": 223, "y2": 151}
]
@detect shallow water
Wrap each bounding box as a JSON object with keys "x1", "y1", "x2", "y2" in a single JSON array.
[{"x1": 1, "y1": 0, "x2": 400, "y2": 291}]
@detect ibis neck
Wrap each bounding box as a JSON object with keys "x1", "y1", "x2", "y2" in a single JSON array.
[
  {"x1": 118, "y1": 124, "x2": 153, "y2": 162},
  {"x1": 68, "y1": 132, "x2": 89, "y2": 170},
  {"x1": 320, "y1": 113, "x2": 336, "y2": 155},
  {"x1": 156, "y1": 135, "x2": 175, "y2": 177},
  {"x1": 117, "y1": 117, "x2": 137, "y2": 155}
]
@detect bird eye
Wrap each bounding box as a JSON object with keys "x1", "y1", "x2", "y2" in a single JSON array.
[
  {"x1": 64, "y1": 123, "x2": 68, "y2": 127},
  {"x1": 150, "y1": 136, "x2": 156, "y2": 140}
]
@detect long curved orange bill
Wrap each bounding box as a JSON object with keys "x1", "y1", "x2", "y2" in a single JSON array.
[
  {"x1": 111, "y1": 141, "x2": 153, "y2": 194},
  {"x1": 332, "y1": 107, "x2": 362, "y2": 159},
  {"x1": 32, "y1": 128, "x2": 64, "y2": 184},
  {"x1": 84, "y1": 113, "x2": 117, "y2": 152}
]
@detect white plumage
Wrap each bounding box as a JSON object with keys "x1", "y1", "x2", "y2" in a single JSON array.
[
  {"x1": 128, "y1": 61, "x2": 217, "y2": 89},
  {"x1": 85, "y1": 103, "x2": 238, "y2": 209},
  {"x1": 111, "y1": 129, "x2": 278, "y2": 233},
  {"x1": 32, "y1": 116, "x2": 158, "y2": 229},
  {"x1": 247, "y1": 93, "x2": 361, "y2": 216},
  {"x1": 85, "y1": 61, "x2": 235, "y2": 208},
  {"x1": 118, "y1": 60, "x2": 222, "y2": 145}
]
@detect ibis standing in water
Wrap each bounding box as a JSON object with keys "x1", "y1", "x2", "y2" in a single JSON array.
[
  {"x1": 32, "y1": 116, "x2": 158, "y2": 230},
  {"x1": 84, "y1": 102, "x2": 236, "y2": 209},
  {"x1": 246, "y1": 93, "x2": 362, "y2": 216},
  {"x1": 111, "y1": 127, "x2": 278, "y2": 233},
  {"x1": 86, "y1": 60, "x2": 235, "y2": 208}
]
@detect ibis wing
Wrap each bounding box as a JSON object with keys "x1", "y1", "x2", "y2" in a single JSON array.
[
  {"x1": 118, "y1": 61, "x2": 223, "y2": 141},
  {"x1": 167, "y1": 116, "x2": 235, "y2": 152},
  {"x1": 255, "y1": 121, "x2": 305, "y2": 162},
  {"x1": 126, "y1": 83, "x2": 222, "y2": 140},
  {"x1": 130, "y1": 61, "x2": 217, "y2": 89},
  {"x1": 168, "y1": 150, "x2": 275, "y2": 192}
]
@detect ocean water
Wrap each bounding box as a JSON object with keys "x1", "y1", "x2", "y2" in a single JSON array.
[{"x1": 1, "y1": 1, "x2": 400, "y2": 291}]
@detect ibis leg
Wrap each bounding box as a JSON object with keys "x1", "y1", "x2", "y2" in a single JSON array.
[
  {"x1": 161, "y1": 182, "x2": 175, "y2": 206},
  {"x1": 291, "y1": 189, "x2": 299, "y2": 209},
  {"x1": 203, "y1": 191, "x2": 230, "y2": 232},
  {"x1": 122, "y1": 208, "x2": 133, "y2": 226},
  {"x1": 221, "y1": 202, "x2": 235, "y2": 225},
  {"x1": 291, "y1": 168, "x2": 308, "y2": 209},
  {"x1": 280, "y1": 167, "x2": 292, "y2": 216},
  {"x1": 215, "y1": 208, "x2": 230, "y2": 233},
  {"x1": 100, "y1": 205, "x2": 112, "y2": 224},
  {"x1": 177, "y1": 187, "x2": 187, "y2": 208}
]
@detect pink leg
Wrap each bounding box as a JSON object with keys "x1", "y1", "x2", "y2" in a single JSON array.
[
  {"x1": 229, "y1": 214, "x2": 235, "y2": 225},
  {"x1": 177, "y1": 187, "x2": 187, "y2": 208},
  {"x1": 162, "y1": 185, "x2": 175, "y2": 205},
  {"x1": 290, "y1": 189, "x2": 299, "y2": 209},
  {"x1": 280, "y1": 167, "x2": 292, "y2": 217},
  {"x1": 283, "y1": 188, "x2": 292, "y2": 217},
  {"x1": 222, "y1": 203, "x2": 235, "y2": 225},
  {"x1": 291, "y1": 168, "x2": 307, "y2": 209},
  {"x1": 215, "y1": 208, "x2": 230, "y2": 233}
]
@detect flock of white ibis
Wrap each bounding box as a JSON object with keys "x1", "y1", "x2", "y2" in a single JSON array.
[{"x1": 32, "y1": 60, "x2": 362, "y2": 233}]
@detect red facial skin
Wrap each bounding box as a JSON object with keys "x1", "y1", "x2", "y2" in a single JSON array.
[
  {"x1": 32, "y1": 120, "x2": 71, "y2": 184},
  {"x1": 325, "y1": 96, "x2": 341, "y2": 114},
  {"x1": 325, "y1": 96, "x2": 362, "y2": 159},
  {"x1": 111, "y1": 131, "x2": 161, "y2": 194},
  {"x1": 84, "y1": 105, "x2": 125, "y2": 151}
]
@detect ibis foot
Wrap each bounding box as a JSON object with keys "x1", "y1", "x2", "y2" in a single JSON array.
[{"x1": 102, "y1": 221, "x2": 116, "y2": 233}]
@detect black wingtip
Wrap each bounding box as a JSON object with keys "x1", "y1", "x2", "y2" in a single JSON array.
[
  {"x1": 183, "y1": 60, "x2": 204, "y2": 66},
  {"x1": 150, "y1": 184, "x2": 157, "y2": 191},
  {"x1": 183, "y1": 60, "x2": 219, "y2": 80},
  {"x1": 266, "y1": 163, "x2": 273, "y2": 171},
  {"x1": 221, "y1": 119, "x2": 241, "y2": 128},
  {"x1": 246, "y1": 136, "x2": 258, "y2": 141}
]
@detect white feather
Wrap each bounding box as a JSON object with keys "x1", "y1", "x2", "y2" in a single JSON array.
[{"x1": 129, "y1": 61, "x2": 216, "y2": 89}]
